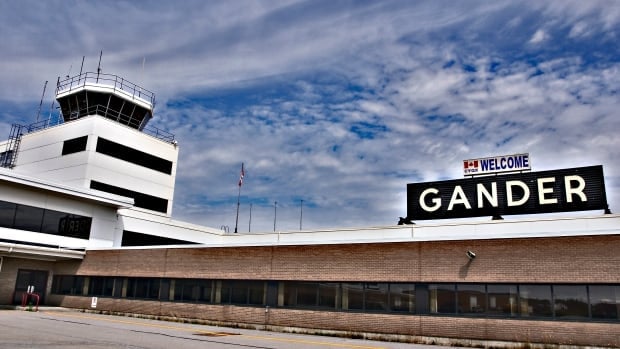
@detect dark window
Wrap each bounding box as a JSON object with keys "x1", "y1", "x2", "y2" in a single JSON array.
[
  {"x1": 96, "y1": 137, "x2": 172, "y2": 174},
  {"x1": 113, "y1": 278, "x2": 123, "y2": 298},
  {"x1": 365, "y1": 283, "x2": 389, "y2": 311},
  {"x1": 342, "y1": 283, "x2": 364, "y2": 310},
  {"x1": 0, "y1": 150, "x2": 14, "y2": 167},
  {"x1": 553, "y1": 285, "x2": 589, "y2": 319},
  {"x1": 318, "y1": 283, "x2": 338, "y2": 309},
  {"x1": 231, "y1": 282, "x2": 249, "y2": 304},
  {"x1": 296, "y1": 282, "x2": 319, "y2": 307},
  {"x1": 590, "y1": 285, "x2": 620, "y2": 320},
  {"x1": 42, "y1": 210, "x2": 91, "y2": 239},
  {"x1": 46, "y1": 278, "x2": 620, "y2": 323},
  {"x1": 174, "y1": 279, "x2": 212, "y2": 303},
  {"x1": 221, "y1": 280, "x2": 264, "y2": 305},
  {"x1": 248, "y1": 282, "x2": 264, "y2": 305},
  {"x1": 62, "y1": 136, "x2": 88, "y2": 155},
  {"x1": 283, "y1": 282, "x2": 337, "y2": 309},
  {"x1": 282, "y1": 282, "x2": 296, "y2": 306},
  {"x1": 0, "y1": 201, "x2": 16, "y2": 228},
  {"x1": 90, "y1": 180, "x2": 168, "y2": 213},
  {"x1": 487, "y1": 284, "x2": 518, "y2": 317},
  {"x1": 88, "y1": 277, "x2": 115, "y2": 297},
  {"x1": 430, "y1": 284, "x2": 456, "y2": 314},
  {"x1": 519, "y1": 285, "x2": 552, "y2": 317},
  {"x1": 457, "y1": 284, "x2": 486, "y2": 315},
  {"x1": 0, "y1": 200, "x2": 91, "y2": 239},
  {"x1": 13, "y1": 204, "x2": 44, "y2": 232},
  {"x1": 51, "y1": 275, "x2": 84, "y2": 295},
  {"x1": 389, "y1": 283, "x2": 415, "y2": 313},
  {"x1": 160, "y1": 279, "x2": 171, "y2": 301},
  {"x1": 127, "y1": 278, "x2": 160, "y2": 299},
  {"x1": 121, "y1": 230, "x2": 196, "y2": 247}
]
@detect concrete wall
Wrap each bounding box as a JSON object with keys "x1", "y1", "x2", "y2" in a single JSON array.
[
  {"x1": 14, "y1": 116, "x2": 178, "y2": 216},
  {"x1": 0, "y1": 180, "x2": 120, "y2": 248}
]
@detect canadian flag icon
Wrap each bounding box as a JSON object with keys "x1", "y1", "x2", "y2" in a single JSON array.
[{"x1": 463, "y1": 160, "x2": 479, "y2": 169}]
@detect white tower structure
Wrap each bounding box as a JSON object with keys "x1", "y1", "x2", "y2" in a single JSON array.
[{"x1": 1, "y1": 72, "x2": 179, "y2": 218}]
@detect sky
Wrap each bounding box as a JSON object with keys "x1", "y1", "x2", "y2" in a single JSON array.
[{"x1": 0, "y1": 0, "x2": 618, "y2": 233}]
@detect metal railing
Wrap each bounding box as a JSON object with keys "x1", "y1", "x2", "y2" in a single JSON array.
[
  {"x1": 56, "y1": 72, "x2": 155, "y2": 106},
  {"x1": 20, "y1": 107, "x2": 175, "y2": 144}
]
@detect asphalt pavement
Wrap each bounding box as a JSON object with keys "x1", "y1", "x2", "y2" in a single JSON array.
[{"x1": 0, "y1": 309, "x2": 458, "y2": 349}]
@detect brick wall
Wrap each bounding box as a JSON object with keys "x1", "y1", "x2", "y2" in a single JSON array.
[
  {"x1": 51, "y1": 295, "x2": 620, "y2": 347},
  {"x1": 45, "y1": 234, "x2": 620, "y2": 346},
  {"x1": 0, "y1": 257, "x2": 61, "y2": 304},
  {"x1": 76, "y1": 235, "x2": 620, "y2": 283}
]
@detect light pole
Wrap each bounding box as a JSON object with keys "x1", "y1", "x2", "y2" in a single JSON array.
[
  {"x1": 273, "y1": 201, "x2": 277, "y2": 232},
  {"x1": 248, "y1": 203, "x2": 252, "y2": 233},
  {"x1": 299, "y1": 199, "x2": 303, "y2": 230}
]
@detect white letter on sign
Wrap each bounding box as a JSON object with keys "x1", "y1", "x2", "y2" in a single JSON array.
[
  {"x1": 565, "y1": 175, "x2": 587, "y2": 202},
  {"x1": 506, "y1": 180, "x2": 530, "y2": 206},
  {"x1": 420, "y1": 188, "x2": 441, "y2": 212},
  {"x1": 537, "y1": 177, "x2": 557, "y2": 205},
  {"x1": 477, "y1": 182, "x2": 498, "y2": 208},
  {"x1": 448, "y1": 185, "x2": 471, "y2": 211}
]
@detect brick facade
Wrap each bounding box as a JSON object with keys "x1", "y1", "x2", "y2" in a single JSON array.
[
  {"x1": 74, "y1": 235, "x2": 620, "y2": 283},
  {"x1": 4, "y1": 234, "x2": 620, "y2": 346}
]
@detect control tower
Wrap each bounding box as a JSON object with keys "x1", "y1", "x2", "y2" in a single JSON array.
[
  {"x1": 0, "y1": 72, "x2": 179, "y2": 217},
  {"x1": 55, "y1": 72, "x2": 155, "y2": 130}
]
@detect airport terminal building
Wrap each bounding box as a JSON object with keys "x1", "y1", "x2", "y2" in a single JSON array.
[{"x1": 1, "y1": 72, "x2": 618, "y2": 347}]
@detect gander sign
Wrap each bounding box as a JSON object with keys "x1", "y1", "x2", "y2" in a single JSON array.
[{"x1": 407, "y1": 165, "x2": 607, "y2": 220}]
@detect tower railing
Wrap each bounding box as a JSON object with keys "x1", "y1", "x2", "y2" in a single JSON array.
[
  {"x1": 56, "y1": 72, "x2": 156, "y2": 107},
  {"x1": 16, "y1": 109, "x2": 175, "y2": 144}
]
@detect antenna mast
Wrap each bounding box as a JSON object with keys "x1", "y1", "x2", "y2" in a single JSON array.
[
  {"x1": 36, "y1": 81, "x2": 48, "y2": 122},
  {"x1": 96, "y1": 50, "x2": 102, "y2": 83},
  {"x1": 79, "y1": 56, "x2": 85, "y2": 76}
]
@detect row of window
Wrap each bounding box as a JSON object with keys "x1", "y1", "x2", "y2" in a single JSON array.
[
  {"x1": 51, "y1": 276, "x2": 620, "y2": 322},
  {"x1": 121, "y1": 230, "x2": 196, "y2": 247},
  {"x1": 62, "y1": 135, "x2": 173, "y2": 174},
  {"x1": 0, "y1": 200, "x2": 92, "y2": 239},
  {"x1": 90, "y1": 181, "x2": 168, "y2": 214},
  {"x1": 61, "y1": 135, "x2": 171, "y2": 213}
]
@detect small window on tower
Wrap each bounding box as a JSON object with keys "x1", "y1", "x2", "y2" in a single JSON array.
[{"x1": 62, "y1": 136, "x2": 88, "y2": 155}]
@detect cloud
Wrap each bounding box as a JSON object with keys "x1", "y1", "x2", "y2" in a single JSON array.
[
  {"x1": 529, "y1": 29, "x2": 549, "y2": 44},
  {"x1": 0, "y1": 0, "x2": 619, "y2": 231}
]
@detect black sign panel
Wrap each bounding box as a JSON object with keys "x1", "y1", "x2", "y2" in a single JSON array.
[{"x1": 407, "y1": 165, "x2": 607, "y2": 220}]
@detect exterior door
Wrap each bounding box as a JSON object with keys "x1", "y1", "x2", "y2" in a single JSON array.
[{"x1": 13, "y1": 269, "x2": 48, "y2": 305}]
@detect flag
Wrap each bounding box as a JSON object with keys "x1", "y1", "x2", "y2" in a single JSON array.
[
  {"x1": 463, "y1": 160, "x2": 478, "y2": 169},
  {"x1": 238, "y1": 163, "x2": 245, "y2": 187}
]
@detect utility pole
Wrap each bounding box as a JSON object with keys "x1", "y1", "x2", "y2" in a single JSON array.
[
  {"x1": 248, "y1": 203, "x2": 252, "y2": 233},
  {"x1": 273, "y1": 201, "x2": 277, "y2": 232},
  {"x1": 300, "y1": 199, "x2": 304, "y2": 230}
]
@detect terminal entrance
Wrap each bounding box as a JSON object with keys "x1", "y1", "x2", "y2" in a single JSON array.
[{"x1": 13, "y1": 269, "x2": 48, "y2": 305}]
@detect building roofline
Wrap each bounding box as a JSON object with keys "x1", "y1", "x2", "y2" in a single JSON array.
[
  {"x1": 0, "y1": 242, "x2": 85, "y2": 260},
  {"x1": 0, "y1": 167, "x2": 133, "y2": 208},
  {"x1": 90, "y1": 212, "x2": 620, "y2": 250}
]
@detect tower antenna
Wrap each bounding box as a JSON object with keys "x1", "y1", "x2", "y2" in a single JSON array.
[
  {"x1": 78, "y1": 56, "x2": 85, "y2": 76},
  {"x1": 36, "y1": 80, "x2": 48, "y2": 122},
  {"x1": 96, "y1": 50, "x2": 103, "y2": 83},
  {"x1": 47, "y1": 77, "x2": 60, "y2": 126},
  {"x1": 141, "y1": 56, "x2": 146, "y2": 81}
]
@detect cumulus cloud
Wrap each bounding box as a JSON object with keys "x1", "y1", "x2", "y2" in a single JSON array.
[
  {"x1": 529, "y1": 29, "x2": 549, "y2": 43},
  {"x1": 0, "y1": 0, "x2": 618, "y2": 231}
]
